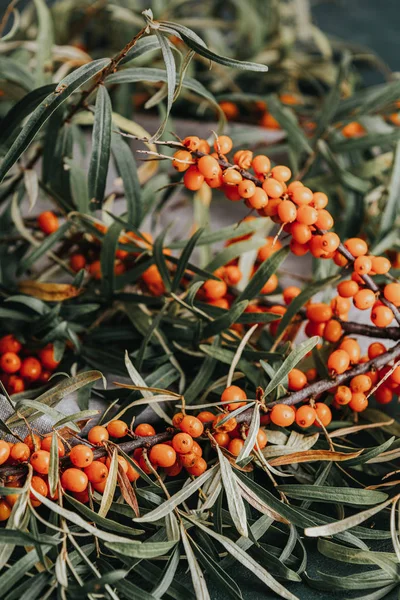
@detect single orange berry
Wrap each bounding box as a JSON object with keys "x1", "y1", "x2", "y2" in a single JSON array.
[
  {"x1": 238, "y1": 179, "x2": 256, "y2": 198},
  {"x1": 233, "y1": 149, "x2": 253, "y2": 170},
  {"x1": 306, "y1": 303, "x2": 332, "y2": 323},
  {"x1": 180, "y1": 416, "x2": 204, "y2": 438},
  {"x1": 149, "y1": 444, "x2": 176, "y2": 468},
  {"x1": 10, "y1": 442, "x2": 30, "y2": 462},
  {"x1": 342, "y1": 121, "x2": 365, "y2": 138},
  {"x1": 262, "y1": 177, "x2": 283, "y2": 198},
  {"x1": 0, "y1": 501, "x2": 11, "y2": 521},
  {"x1": 370, "y1": 256, "x2": 391, "y2": 274},
  {"x1": 323, "y1": 320, "x2": 343, "y2": 343},
  {"x1": 327, "y1": 349, "x2": 350, "y2": 374},
  {"x1": 172, "y1": 150, "x2": 193, "y2": 172},
  {"x1": 69, "y1": 254, "x2": 86, "y2": 272},
  {"x1": 214, "y1": 135, "x2": 233, "y2": 154},
  {"x1": 278, "y1": 199, "x2": 297, "y2": 223},
  {"x1": 222, "y1": 169, "x2": 242, "y2": 185},
  {"x1": 339, "y1": 338, "x2": 361, "y2": 364},
  {"x1": 344, "y1": 238, "x2": 368, "y2": 257},
  {"x1": 291, "y1": 222, "x2": 312, "y2": 244},
  {"x1": 88, "y1": 425, "x2": 109, "y2": 445},
  {"x1": 38, "y1": 345, "x2": 60, "y2": 371},
  {"x1": 320, "y1": 232, "x2": 340, "y2": 252},
  {"x1": 186, "y1": 457, "x2": 207, "y2": 476},
  {"x1": 312, "y1": 192, "x2": 328, "y2": 209},
  {"x1": 30, "y1": 450, "x2": 50, "y2": 475},
  {"x1": 384, "y1": 283, "x2": 400, "y2": 306},
  {"x1": 353, "y1": 289, "x2": 376, "y2": 310},
  {"x1": 248, "y1": 187, "x2": 269, "y2": 210},
  {"x1": 212, "y1": 413, "x2": 237, "y2": 433},
  {"x1": 354, "y1": 256, "x2": 372, "y2": 275},
  {"x1": 203, "y1": 279, "x2": 228, "y2": 301},
  {"x1": 283, "y1": 286, "x2": 301, "y2": 305},
  {"x1": 375, "y1": 386, "x2": 394, "y2": 405},
  {"x1": 192, "y1": 441, "x2": 203, "y2": 457},
  {"x1": 84, "y1": 460, "x2": 109, "y2": 483},
  {"x1": 223, "y1": 265, "x2": 242, "y2": 286},
  {"x1": 106, "y1": 455, "x2": 129, "y2": 473},
  {"x1": 270, "y1": 404, "x2": 295, "y2": 427},
  {"x1": 0, "y1": 334, "x2": 22, "y2": 354},
  {"x1": 350, "y1": 374, "x2": 372, "y2": 393},
  {"x1": 291, "y1": 186, "x2": 313, "y2": 206},
  {"x1": 214, "y1": 432, "x2": 230, "y2": 447},
  {"x1": 197, "y1": 155, "x2": 220, "y2": 178},
  {"x1": 197, "y1": 411, "x2": 215, "y2": 424},
  {"x1": 288, "y1": 368, "x2": 307, "y2": 391},
  {"x1": 296, "y1": 205, "x2": 318, "y2": 225},
  {"x1": 41, "y1": 434, "x2": 65, "y2": 457},
  {"x1": 0, "y1": 352, "x2": 21, "y2": 374},
  {"x1": 172, "y1": 413, "x2": 184, "y2": 428},
  {"x1": 252, "y1": 155, "x2": 271, "y2": 175},
  {"x1": 295, "y1": 405, "x2": 316, "y2": 428},
  {"x1": 349, "y1": 393, "x2": 368, "y2": 413},
  {"x1": 256, "y1": 428, "x2": 268, "y2": 449},
  {"x1": 228, "y1": 438, "x2": 244, "y2": 456},
  {"x1": 334, "y1": 385, "x2": 352, "y2": 405},
  {"x1": 271, "y1": 165, "x2": 291, "y2": 182},
  {"x1": 314, "y1": 209, "x2": 334, "y2": 230},
  {"x1": 20, "y1": 357, "x2": 42, "y2": 381},
  {"x1": 172, "y1": 433, "x2": 193, "y2": 454},
  {"x1": 314, "y1": 403, "x2": 332, "y2": 427},
  {"x1": 24, "y1": 433, "x2": 41, "y2": 452},
  {"x1": 0, "y1": 440, "x2": 11, "y2": 465},
  {"x1": 70, "y1": 444, "x2": 94, "y2": 468},
  {"x1": 371, "y1": 305, "x2": 394, "y2": 327},
  {"x1": 61, "y1": 468, "x2": 88, "y2": 493},
  {"x1": 221, "y1": 385, "x2": 247, "y2": 411},
  {"x1": 38, "y1": 211, "x2": 59, "y2": 235},
  {"x1": 7, "y1": 375, "x2": 25, "y2": 394},
  {"x1": 30, "y1": 475, "x2": 48, "y2": 501},
  {"x1": 183, "y1": 166, "x2": 204, "y2": 190},
  {"x1": 183, "y1": 136, "x2": 200, "y2": 151},
  {"x1": 337, "y1": 280, "x2": 359, "y2": 298},
  {"x1": 88, "y1": 260, "x2": 102, "y2": 280},
  {"x1": 134, "y1": 423, "x2": 156, "y2": 437},
  {"x1": 368, "y1": 342, "x2": 386, "y2": 359},
  {"x1": 107, "y1": 420, "x2": 129, "y2": 438}
]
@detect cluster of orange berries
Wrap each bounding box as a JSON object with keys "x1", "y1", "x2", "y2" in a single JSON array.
[{"x1": 0, "y1": 336, "x2": 60, "y2": 395}]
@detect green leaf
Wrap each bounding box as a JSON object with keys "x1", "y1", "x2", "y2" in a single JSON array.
[
  {"x1": 203, "y1": 301, "x2": 248, "y2": 339},
  {"x1": 234, "y1": 246, "x2": 289, "y2": 304},
  {"x1": 263, "y1": 337, "x2": 320, "y2": 398},
  {"x1": 65, "y1": 158, "x2": 90, "y2": 214},
  {"x1": 169, "y1": 218, "x2": 270, "y2": 249},
  {"x1": 99, "y1": 448, "x2": 118, "y2": 518},
  {"x1": 153, "y1": 228, "x2": 172, "y2": 292},
  {"x1": 237, "y1": 405, "x2": 260, "y2": 463},
  {"x1": 48, "y1": 433, "x2": 59, "y2": 498},
  {"x1": 151, "y1": 546, "x2": 180, "y2": 598},
  {"x1": 172, "y1": 227, "x2": 204, "y2": 292},
  {"x1": 379, "y1": 140, "x2": 400, "y2": 238},
  {"x1": 100, "y1": 220, "x2": 124, "y2": 297},
  {"x1": 65, "y1": 495, "x2": 143, "y2": 536},
  {"x1": 33, "y1": 0, "x2": 54, "y2": 87},
  {"x1": 267, "y1": 95, "x2": 312, "y2": 155},
  {"x1": 0, "y1": 58, "x2": 110, "y2": 183},
  {"x1": 111, "y1": 131, "x2": 142, "y2": 227},
  {"x1": 106, "y1": 539, "x2": 177, "y2": 559},
  {"x1": 217, "y1": 446, "x2": 248, "y2": 537},
  {"x1": 18, "y1": 222, "x2": 70, "y2": 274},
  {"x1": 151, "y1": 31, "x2": 176, "y2": 141},
  {"x1": 0, "y1": 545, "x2": 52, "y2": 597},
  {"x1": 277, "y1": 485, "x2": 388, "y2": 506},
  {"x1": 181, "y1": 526, "x2": 210, "y2": 600},
  {"x1": 194, "y1": 543, "x2": 243, "y2": 600},
  {"x1": 88, "y1": 85, "x2": 112, "y2": 206}
]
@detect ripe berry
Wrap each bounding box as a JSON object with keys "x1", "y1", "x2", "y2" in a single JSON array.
[
  {"x1": 375, "y1": 386, "x2": 393, "y2": 405},
  {"x1": 320, "y1": 232, "x2": 340, "y2": 252},
  {"x1": 238, "y1": 179, "x2": 256, "y2": 198},
  {"x1": 349, "y1": 393, "x2": 368, "y2": 413},
  {"x1": 183, "y1": 136, "x2": 200, "y2": 151},
  {"x1": 256, "y1": 428, "x2": 268, "y2": 449},
  {"x1": 172, "y1": 433, "x2": 193, "y2": 454},
  {"x1": 278, "y1": 200, "x2": 297, "y2": 223},
  {"x1": 384, "y1": 283, "x2": 400, "y2": 306},
  {"x1": 0, "y1": 440, "x2": 11, "y2": 465},
  {"x1": 30, "y1": 475, "x2": 48, "y2": 501},
  {"x1": 84, "y1": 460, "x2": 109, "y2": 483},
  {"x1": 262, "y1": 178, "x2": 283, "y2": 198},
  {"x1": 339, "y1": 338, "x2": 361, "y2": 364},
  {"x1": 107, "y1": 420, "x2": 129, "y2": 438},
  {"x1": 0, "y1": 501, "x2": 11, "y2": 521},
  {"x1": 296, "y1": 205, "x2": 318, "y2": 225},
  {"x1": 41, "y1": 434, "x2": 65, "y2": 457},
  {"x1": 20, "y1": 357, "x2": 42, "y2": 381},
  {"x1": 222, "y1": 169, "x2": 242, "y2": 185},
  {"x1": 283, "y1": 286, "x2": 301, "y2": 305},
  {"x1": 342, "y1": 122, "x2": 365, "y2": 138},
  {"x1": 295, "y1": 405, "x2": 316, "y2": 428},
  {"x1": 223, "y1": 266, "x2": 242, "y2": 286},
  {"x1": 314, "y1": 403, "x2": 332, "y2": 426},
  {"x1": 248, "y1": 188, "x2": 268, "y2": 210},
  {"x1": 214, "y1": 135, "x2": 233, "y2": 154},
  {"x1": 0, "y1": 335, "x2": 22, "y2": 354},
  {"x1": 353, "y1": 289, "x2": 376, "y2": 310},
  {"x1": 197, "y1": 411, "x2": 215, "y2": 424},
  {"x1": 70, "y1": 253, "x2": 86, "y2": 272},
  {"x1": 334, "y1": 385, "x2": 352, "y2": 405},
  {"x1": 270, "y1": 404, "x2": 295, "y2": 427},
  {"x1": 149, "y1": 444, "x2": 176, "y2": 468},
  {"x1": 327, "y1": 349, "x2": 350, "y2": 374},
  {"x1": 87, "y1": 425, "x2": 109, "y2": 445},
  {"x1": 370, "y1": 256, "x2": 391, "y2": 274},
  {"x1": 350, "y1": 374, "x2": 372, "y2": 393},
  {"x1": 30, "y1": 450, "x2": 50, "y2": 474},
  {"x1": 172, "y1": 150, "x2": 193, "y2": 172},
  {"x1": 261, "y1": 273, "x2": 278, "y2": 294},
  {"x1": 203, "y1": 279, "x2": 227, "y2": 301},
  {"x1": 106, "y1": 455, "x2": 129, "y2": 473},
  {"x1": 70, "y1": 444, "x2": 94, "y2": 468},
  {"x1": 24, "y1": 433, "x2": 41, "y2": 452},
  {"x1": 337, "y1": 280, "x2": 359, "y2": 298},
  {"x1": 291, "y1": 223, "x2": 312, "y2": 244},
  {"x1": 89, "y1": 260, "x2": 102, "y2": 280},
  {"x1": 368, "y1": 342, "x2": 386, "y2": 359},
  {"x1": 323, "y1": 319, "x2": 343, "y2": 343},
  {"x1": 179, "y1": 416, "x2": 204, "y2": 438},
  {"x1": 10, "y1": 442, "x2": 30, "y2": 462},
  {"x1": 38, "y1": 345, "x2": 60, "y2": 371},
  {"x1": 315, "y1": 209, "x2": 334, "y2": 230},
  {"x1": 291, "y1": 186, "x2": 313, "y2": 205},
  {"x1": 312, "y1": 192, "x2": 328, "y2": 209},
  {"x1": 164, "y1": 458, "x2": 183, "y2": 477},
  {"x1": 354, "y1": 256, "x2": 372, "y2": 275},
  {"x1": 271, "y1": 165, "x2": 291, "y2": 182},
  {"x1": 186, "y1": 457, "x2": 207, "y2": 476},
  {"x1": 371, "y1": 305, "x2": 394, "y2": 327},
  {"x1": 214, "y1": 432, "x2": 230, "y2": 447},
  {"x1": 288, "y1": 369, "x2": 307, "y2": 391},
  {"x1": 306, "y1": 303, "x2": 332, "y2": 323},
  {"x1": 212, "y1": 413, "x2": 237, "y2": 433},
  {"x1": 228, "y1": 438, "x2": 244, "y2": 456},
  {"x1": 197, "y1": 155, "x2": 220, "y2": 179},
  {"x1": 252, "y1": 155, "x2": 271, "y2": 175},
  {"x1": 0, "y1": 352, "x2": 21, "y2": 374},
  {"x1": 38, "y1": 211, "x2": 59, "y2": 235},
  {"x1": 221, "y1": 385, "x2": 247, "y2": 411},
  {"x1": 234, "y1": 149, "x2": 253, "y2": 170},
  {"x1": 184, "y1": 166, "x2": 204, "y2": 190},
  {"x1": 344, "y1": 238, "x2": 368, "y2": 257},
  {"x1": 61, "y1": 468, "x2": 88, "y2": 493},
  {"x1": 7, "y1": 375, "x2": 24, "y2": 394}
]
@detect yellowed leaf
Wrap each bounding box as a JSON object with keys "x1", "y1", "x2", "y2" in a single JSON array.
[
  {"x1": 18, "y1": 281, "x2": 82, "y2": 301},
  {"x1": 269, "y1": 449, "x2": 363, "y2": 466}
]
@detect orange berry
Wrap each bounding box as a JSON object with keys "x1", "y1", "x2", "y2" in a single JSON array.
[
  {"x1": 197, "y1": 411, "x2": 215, "y2": 424},
  {"x1": 288, "y1": 368, "x2": 307, "y2": 391},
  {"x1": 296, "y1": 205, "x2": 318, "y2": 225},
  {"x1": 308, "y1": 236, "x2": 327, "y2": 258},
  {"x1": 370, "y1": 256, "x2": 391, "y2": 274},
  {"x1": 306, "y1": 303, "x2": 332, "y2": 323},
  {"x1": 262, "y1": 177, "x2": 283, "y2": 198},
  {"x1": 323, "y1": 319, "x2": 343, "y2": 343},
  {"x1": 256, "y1": 428, "x2": 268, "y2": 449},
  {"x1": 183, "y1": 166, "x2": 204, "y2": 190},
  {"x1": 134, "y1": 423, "x2": 156, "y2": 437},
  {"x1": 212, "y1": 413, "x2": 237, "y2": 433},
  {"x1": 252, "y1": 155, "x2": 271, "y2": 175},
  {"x1": 180, "y1": 452, "x2": 197, "y2": 468},
  {"x1": 291, "y1": 186, "x2": 313, "y2": 206},
  {"x1": 164, "y1": 458, "x2": 183, "y2": 477},
  {"x1": 222, "y1": 169, "x2": 242, "y2": 185},
  {"x1": 38, "y1": 345, "x2": 60, "y2": 371},
  {"x1": 203, "y1": 279, "x2": 227, "y2": 301},
  {"x1": 180, "y1": 416, "x2": 204, "y2": 438},
  {"x1": 172, "y1": 150, "x2": 193, "y2": 172},
  {"x1": 222, "y1": 385, "x2": 247, "y2": 411},
  {"x1": 192, "y1": 441, "x2": 202, "y2": 457},
  {"x1": 390, "y1": 366, "x2": 400, "y2": 385},
  {"x1": 342, "y1": 121, "x2": 365, "y2": 138},
  {"x1": 283, "y1": 286, "x2": 301, "y2": 305},
  {"x1": 312, "y1": 192, "x2": 328, "y2": 209},
  {"x1": 270, "y1": 404, "x2": 295, "y2": 427},
  {"x1": 214, "y1": 432, "x2": 230, "y2": 447},
  {"x1": 223, "y1": 184, "x2": 242, "y2": 201},
  {"x1": 314, "y1": 403, "x2": 332, "y2": 426},
  {"x1": 248, "y1": 187, "x2": 269, "y2": 210},
  {"x1": 327, "y1": 349, "x2": 350, "y2": 374},
  {"x1": 106, "y1": 455, "x2": 129, "y2": 473},
  {"x1": 186, "y1": 457, "x2": 207, "y2": 476},
  {"x1": 89, "y1": 260, "x2": 102, "y2": 280},
  {"x1": 260, "y1": 273, "x2": 278, "y2": 294},
  {"x1": 228, "y1": 438, "x2": 244, "y2": 456},
  {"x1": 37, "y1": 211, "x2": 59, "y2": 235},
  {"x1": 70, "y1": 444, "x2": 93, "y2": 468},
  {"x1": 69, "y1": 253, "x2": 86, "y2": 272},
  {"x1": 339, "y1": 338, "x2": 361, "y2": 364},
  {"x1": 61, "y1": 468, "x2": 88, "y2": 493},
  {"x1": 149, "y1": 444, "x2": 176, "y2": 468},
  {"x1": 349, "y1": 392, "x2": 368, "y2": 412},
  {"x1": 219, "y1": 101, "x2": 239, "y2": 120},
  {"x1": 197, "y1": 155, "x2": 220, "y2": 178},
  {"x1": 0, "y1": 500, "x2": 11, "y2": 521},
  {"x1": 10, "y1": 442, "x2": 30, "y2": 462},
  {"x1": 260, "y1": 112, "x2": 281, "y2": 130},
  {"x1": 350, "y1": 374, "x2": 372, "y2": 393},
  {"x1": 24, "y1": 433, "x2": 41, "y2": 452},
  {"x1": 214, "y1": 135, "x2": 232, "y2": 154},
  {"x1": 41, "y1": 434, "x2": 65, "y2": 457},
  {"x1": 291, "y1": 224, "x2": 311, "y2": 245},
  {"x1": 371, "y1": 305, "x2": 394, "y2": 327},
  {"x1": 333, "y1": 251, "x2": 348, "y2": 267},
  {"x1": 295, "y1": 405, "x2": 316, "y2": 428},
  {"x1": 368, "y1": 342, "x2": 386, "y2": 359},
  {"x1": 223, "y1": 265, "x2": 242, "y2": 286},
  {"x1": 183, "y1": 136, "x2": 200, "y2": 151},
  {"x1": 314, "y1": 209, "x2": 334, "y2": 230},
  {"x1": 337, "y1": 280, "x2": 359, "y2": 298},
  {"x1": 233, "y1": 149, "x2": 253, "y2": 170},
  {"x1": 320, "y1": 232, "x2": 340, "y2": 252},
  {"x1": 0, "y1": 440, "x2": 11, "y2": 465},
  {"x1": 20, "y1": 357, "x2": 42, "y2": 381},
  {"x1": 278, "y1": 199, "x2": 297, "y2": 223},
  {"x1": 352, "y1": 289, "x2": 375, "y2": 310},
  {"x1": 375, "y1": 386, "x2": 394, "y2": 405},
  {"x1": 353, "y1": 256, "x2": 372, "y2": 275},
  {"x1": 30, "y1": 450, "x2": 50, "y2": 474},
  {"x1": 7, "y1": 375, "x2": 24, "y2": 394},
  {"x1": 384, "y1": 283, "x2": 400, "y2": 306},
  {"x1": 306, "y1": 368, "x2": 317, "y2": 382},
  {"x1": 0, "y1": 352, "x2": 21, "y2": 374},
  {"x1": 344, "y1": 238, "x2": 368, "y2": 257},
  {"x1": 257, "y1": 237, "x2": 282, "y2": 262},
  {"x1": 238, "y1": 179, "x2": 256, "y2": 198},
  {"x1": 84, "y1": 460, "x2": 109, "y2": 483},
  {"x1": 172, "y1": 433, "x2": 193, "y2": 454},
  {"x1": 172, "y1": 413, "x2": 185, "y2": 428},
  {"x1": 331, "y1": 296, "x2": 351, "y2": 316},
  {"x1": 30, "y1": 475, "x2": 48, "y2": 500},
  {"x1": 107, "y1": 420, "x2": 129, "y2": 438},
  {"x1": 335, "y1": 385, "x2": 352, "y2": 405},
  {"x1": 92, "y1": 479, "x2": 107, "y2": 493},
  {"x1": 0, "y1": 334, "x2": 22, "y2": 354},
  {"x1": 271, "y1": 165, "x2": 291, "y2": 182},
  {"x1": 87, "y1": 425, "x2": 109, "y2": 445}
]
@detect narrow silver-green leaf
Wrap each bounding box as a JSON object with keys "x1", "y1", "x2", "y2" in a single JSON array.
[
  {"x1": 88, "y1": 85, "x2": 112, "y2": 206},
  {"x1": 217, "y1": 446, "x2": 248, "y2": 537}
]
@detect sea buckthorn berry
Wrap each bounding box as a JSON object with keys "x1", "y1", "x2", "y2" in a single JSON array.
[
  {"x1": 320, "y1": 232, "x2": 340, "y2": 252},
  {"x1": 0, "y1": 501, "x2": 11, "y2": 521},
  {"x1": 222, "y1": 169, "x2": 242, "y2": 185},
  {"x1": 180, "y1": 452, "x2": 197, "y2": 468},
  {"x1": 197, "y1": 155, "x2": 220, "y2": 178},
  {"x1": 354, "y1": 256, "x2": 372, "y2": 275},
  {"x1": 38, "y1": 211, "x2": 59, "y2": 235},
  {"x1": 344, "y1": 238, "x2": 368, "y2": 257},
  {"x1": 252, "y1": 155, "x2": 271, "y2": 175},
  {"x1": 371, "y1": 305, "x2": 394, "y2": 327},
  {"x1": 390, "y1": 366, "x2": 400, "y2": 385},
  {"x1": 70, "y1": 444, "x2": 94, "y2": 468},
  {"x1": 0, "y1": 352, "x2": 21, "y2": 374},
  {"x1": 257, "y1": 238, "x2": 282, "y2": 262},
  {"x1": 84, "y1": 460, "x2": 108, "y2": 483},
  {"x1": 197, "y1": 411, "x2": 214, "y2": 424},
  {"x1": 203, "y1": 279, "x2": 228, "y2": 301},
  {"x1": 223, "y1": 265, "x2": 242, "y2": 286},
  {"x1": 180, "y1": 416, "x2": 204, "y2": 438},
  {"x1": 7, "y1": 375, "x2": 24, "y2": 394},
  {"x1": 288, "y1": 368, "x2": 307, "y2": 391},
  {"x1": 198, "y1": 139, "x2": 211, "y2": 153},
  {"x1": 353, "y1": 289, "x2": 375, "y2": 310},
  {"x1": 337, "y1": 280, "x2": 359, "y2": 298},
  {"x1": 228, "y1": 438, "x2": 244, "y2": 456},
  {"x1": 223, "y1": 184, "x2": 242, "y2": 201},
  {"x1": 248, "y1": 187, "x2": 268, "y2": 210},
  {"x1": 183, "y1": 166, "x2": 204, "y2": 190},
  {"x1": 186, "y1": 457, "x2": 207, "y2": 476},
  {"x1": 271, "y1": 165, "x2": 291, "y2": 182},
  {"x1": 314, "y1": 209, "x2": 334, "y2": 230},
  {"x1": 20, "y1": 357, "x2": 42, "y2": 381},
  {"x1": 262, "y1": 198, "x2": 280, "y2": 217},
  {"x1": 61, "y1": 468, "x2": 88, "y2": 493},
  {"x1": 291, "y1": 186, "x2": 313, "y2": 206},
  {"x1": 149, "y1": 444, "x2": 176, "y2": 468},
  {"x1": 260, "y1": 273, "x2": 278, "y2": 294},
  {"x1": 30, "y1": 475, "x2": 48, "y2": 500},
  {"x1": 323, "y1": 319, "x2": 343, "y2": 343},
  {"x1": 270, "y1": 404, "x2": 295, "y2": 427},
  {"x1": 88, "y1": 425, "x2": 109, "y2": 445},
  {"x1": 221, "y1": 385, "x2": 247, "y2": 411},
  {"x1": 290, "y1": 239, "x2": 309, "y2": 256},
  {"x1": 333, "y1": 251, "x2": 348, "y2": 267},
  {"x1": 38, "y1": 345, "x2": 60, "y2": 371},
  {"x1": 283, "y1": 286, "x2": 301, "y2": 305},
  {"x1": 277, "y1": 199, "x2": 297, "y2": 223},
  {"x1": 295, "y1": 405, "x2": 316, "y2": 429},
  {"x1": 0, "y1": 440, "x2": 11, "y2": 465},
  {"x1": 342, "y1": 121, "x2": 365, "y2": 138},
  {"x1": 312, "y1": 192, "x2": 328, "y2": 209},
  {"x1": 212, "y1": 413, "x2": 237, "y2": 433},
  {"x1": 296, "y1": 205, "x2": 318, "y2": 225},
  {"x1": 349, "y1": 392, "x2": 368, "y2": 413},
  {"x1": 314, "y1": 403, "x2": 332, "y2": 427},
  {"x1": 350, "y1": 374, "x2": 372, "y2": 393},
  {"x1": 306, "y1": 368, "x2": 317, "y2": 382},
  {"x1": 339, "y1": 338, "x2": 361, "y2": 364},
  {"x1": 172, "y1": 433, "x2": 193, "y2": 454},
  {"x1": 214, "y1": 432, "x2": 230, "y2": 447},
  {"x1": 164, "y1": 457, "x2": 183, "y2": 477},
  {"x1": 262, "y1": 177, "x2": 283, "y2": 198},
  {"x1": 260, "y1": 112, "x2": 280, "y2": 129},
  {"x1": 89, "y1": 260, "x2": 102, "y2": 280},
  {"x1": 10, "y1": 442, "x2": 30, "y2": 462},
  {"x1": 106, "y1": 455, "x2": 129, "y2": 473},
  {"x1": 233, "y1": 149, "x2": 253, "y2": 170},
  {"x1": 256, "y1": 428, "x2": 268, "y2": 449},
  {"x1": 238, "y1": 179, "x2": 256, "y2": 198},
  {"x1": 192, "y1": 441, "x2": 202, "y2": 457},
  {"x1": 331, "y1": 296, "x2": 351, "y2": 316},
  {"x1": 308, "y1": 236, "x2": 327, "y2": 258},
  {"x1": 172, "y1": 150, "x2": 193, "y2": 172},
  {"x1": 368, "y1": 342, "x2": 386, "y2": 359},
  {"x1": 219, "y1": 101, "x2": 239, "y2": 120},
  {"x1": 214, "y1": 135, "x2": 233, "y2": 154},
  {"x1": 183, "y1": 136, "x2": 200, "y2": 151},
  {"x1": 107, "y1": 420, "x2": 129, "y2": 438},
  {"x1": 370, "y1": 256, "x2": 391, "y2": 274},
  {"x1": 305, "y1": 321, "x2": 326, "y2": 338},
  {"x1": 30, "y1": 450, "x2": 50, "y2": 474},
  {"x1": 92, "y1": 479, "x2": 107, "y2": 493},
  {"x1": 40, "y1": 434, "x2": 65, "y2": 457},
  {"x1": 306, "y1": 303, "x2": 332, "y2": 323},
  {"x1": 335, "y1": 385, "x2": 352, "y2": 405},
  {"x1": 134, "y1": 423, "x2": 156, "y2": 437},
  {"x1": 327, "y1": 349, "x2": 350, "y2": 374},
  {"x1": 375, "y1": 386, "x2": 394, "y2": 405},
  {"x1": 172, "y1": 413, "x2": 184, "y2": 428},
  {"x1": 384, "y1": 283, "x2": 400, "y2": 306},
  {"x1": 0, "y1": 334, "x2": 22, "y2": 354},
  {"x1": 24, "y1": 433, "x2": 41, "y2": 452}
]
